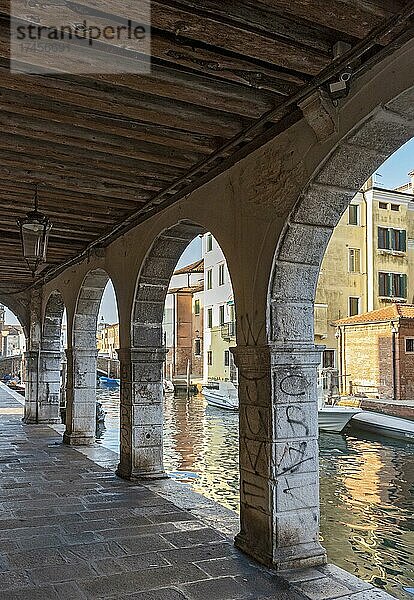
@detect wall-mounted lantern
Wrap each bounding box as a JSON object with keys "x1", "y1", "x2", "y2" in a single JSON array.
[{"x1": 17, "y1": 185, "x2": 52, "y2": 275}]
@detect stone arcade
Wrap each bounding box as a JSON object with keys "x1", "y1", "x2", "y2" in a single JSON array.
[{"x1": 0, "y1": 2, "x2": 413, "y2": 596}]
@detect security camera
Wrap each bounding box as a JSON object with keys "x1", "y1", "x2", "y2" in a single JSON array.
[{"x1": 328, "y1": 67, "x2": 353, "y2": 100}]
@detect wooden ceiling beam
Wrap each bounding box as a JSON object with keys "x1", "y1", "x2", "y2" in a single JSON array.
[
  {"x1": 0, "y1": 2, "x2": 330, "y2": 74},
  {"x1": 0, "y1": 66, "x2": 248, "y2": 138},
  {"x1": 0, "y1": 91, "x2": 221, "y2": 154},
  {"x1": 0, "y1": 144, "x2": 185, "y2": 181},
  {"x1": 0, "y1": 120, "x2": 203, "y2": 169},
  {"x1": 252, "y1": 0, "x2": 403, "y2": 38},
  {"x1": 0, "y1": 171, "x2": 160, "y2": 204}
]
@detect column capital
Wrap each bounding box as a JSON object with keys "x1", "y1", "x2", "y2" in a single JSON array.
[
  {"x1": 269, "y1": 343, "x2": 324, "y2": 367},
  {"x1": 23, "y1": 350, "x2": 39, "y2": 360},
  {"x1": 65, "y1": 348, "x2": 98, "y2": 359},
  {"x1": 230, "y1": 345, "x2": 271, "y2": 379},
  {"x1": 117, "y1": 346, "x2": 168, "y2": 364}
]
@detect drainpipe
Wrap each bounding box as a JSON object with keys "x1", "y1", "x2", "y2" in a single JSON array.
[
  {"x1": 335, "y1": 326, "x2": 342, "y2": 394},
  {"x1": 391, "y1": 321, "x2": 398, "y2": 401}
]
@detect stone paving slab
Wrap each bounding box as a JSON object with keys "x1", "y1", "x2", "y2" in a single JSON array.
[{"x1": 0, "y1": 383, "x2": 397, "y2": 600}]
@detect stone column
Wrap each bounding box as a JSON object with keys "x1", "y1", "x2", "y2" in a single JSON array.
[
  {"x1": 22, "y1": 350, "x2": 39, "y2": 424},
  {"x1": 232, "y1": 344, "x2": 326, "y2": 571},
  {"x1": 63, "y1": 348, "x2": 97, "y2": 446},
  {"x1": 116, "y1": 347, "x2": 167, "y2": 480},
  {"x1": 37, "y1": 350, "x2": 62, "y2": 424}
]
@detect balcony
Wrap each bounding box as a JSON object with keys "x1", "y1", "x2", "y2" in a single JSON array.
[{"x1": 221, "y1": 321, "x2": 236, "y2": 341}]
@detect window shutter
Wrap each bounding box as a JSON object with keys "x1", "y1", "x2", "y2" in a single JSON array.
[
  {"x1": 402, "y1": 274, "x2": 407, "y2": 298},
  {"x1": 400, "y1": 230, "x2": 407, "y2": 251}
]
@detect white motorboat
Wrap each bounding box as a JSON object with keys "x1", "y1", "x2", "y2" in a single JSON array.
[
  {"x1": 351, "y1": 411, "x2": 414, "y2": 443},
  {"x1": 163, "y1": 379, "x2": 175, "y2": 395},
  {"x1": 202, "y1": 380, "x2": 238, "y2": 411},
  {"x1": 318, "y1": 404, "x2": 362, "y2": 433}
]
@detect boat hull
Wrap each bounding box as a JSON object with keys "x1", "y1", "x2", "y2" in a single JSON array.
[
  {"x1": 351, "y1": 411, "x2": 414, "y2": 443},
  {"x1": 318, "y1": 407, "x2": 362, "y2": 433},
  {"x1": 202, "y1": 390, "x2": 238, "y2": 411}
]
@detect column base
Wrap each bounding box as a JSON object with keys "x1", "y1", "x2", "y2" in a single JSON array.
[
  {"x1": 63, "y1": 432, "x2": 95, "y2": 446},
  {"x1": 116, "y1": 464, "x2": 168, "y2": 481},
  {"x1": 235, "y1": 532, "x2": 327, "y2": 572}
]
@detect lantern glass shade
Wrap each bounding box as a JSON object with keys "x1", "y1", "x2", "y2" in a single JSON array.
[{"x1": 19, "y1": 213, "x2": 51, "y2": 273}]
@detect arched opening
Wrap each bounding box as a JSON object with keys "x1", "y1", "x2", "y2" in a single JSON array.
[
  {"x1": 64, "y1": 268, "x2": 118, "y2": 446},
  {"x1": 117, "y1": 221, "x2": 239, "y2": 494},
  {"x1": 313, "y1": 143, "x2": 414, "y2": 595},
  {"x1": 0, "y1": 300, "x2": 26, "y2": 392},
  {"x1": 266, "y1": 87, "x2": 414, "y2": 580}
]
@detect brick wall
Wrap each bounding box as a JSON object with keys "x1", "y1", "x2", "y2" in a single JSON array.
[{"x1": 342, "y1": 319, "x2": 414, "y2": 402}]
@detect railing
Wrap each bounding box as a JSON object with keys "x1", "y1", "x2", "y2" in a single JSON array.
[{"x1": 220, "y1": 321, "x2": 236, "y2": 340}]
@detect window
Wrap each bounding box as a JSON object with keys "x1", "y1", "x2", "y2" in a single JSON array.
[
  {"x1": 379, "y1": 202, "x2": 388, "y2": 209},
  {"x1": 348, "y1": 204, "x2": 359, "y2": 225},
  {"x1": 219, "y1": 305, "x2": 225, "y2": 326},
  {"x1": 207, "y1": 351, "x2": 213, "y2": 366},
  {"x1": 405, "y1": 338, "x2": 414, "y2": 353},
  {"x1": 323, "y1": 350, "x2": 335, "y2": 368},
  {"x1": 378, "y1": 227, "x2": 406, "y2": 251},
  {"x1": 194, "y1": 338, "x2": 201, "y2": 356},
  {"x1": 218, "y1": 263, "x2": 225, "y2": 286},
  {"x1": 207, "y1": 308, "x2": 213, "y2": 328},
  {"x1": 224, "y1": 350, "x2": 230, "y2": 366},
  {"x1": 206, "y1": 269, "x2": 213, "y2": 290},
  {"x1": 206, "y1": 233, "x2": 213, "y2": 251},
  {"x1": 194, "y1": 299, "x2": 200, "y2": 316},
  {"x1": 391, "y1": 204, "x2": 400, "y2": 211},
  {"x1": 349, "y1": 297, "x2": 360, "y2": 317},
  {"x1": 379, "y1": 272, "x2": 407, "y2": 298},
  {"x1": 348, "y1": 248, "x2": 361, "y2": 273}
]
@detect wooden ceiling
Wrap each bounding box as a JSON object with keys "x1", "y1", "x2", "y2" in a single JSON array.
[{"x1": 0, "y1": 1, "x2": 413, "y2": 295}]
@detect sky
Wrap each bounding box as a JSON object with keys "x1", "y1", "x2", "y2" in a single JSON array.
[{"x1": 4, "y1": 139, "x2": 413, "y2": 325}]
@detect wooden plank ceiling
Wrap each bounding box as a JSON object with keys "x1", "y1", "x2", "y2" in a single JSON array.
[{"x1": 0, "y1": 0, "x2": 413, "y2": 295}]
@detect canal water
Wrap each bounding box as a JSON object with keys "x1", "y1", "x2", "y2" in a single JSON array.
[{"x1": 96, "y1": 388, "x2": 414, "y2": 600}]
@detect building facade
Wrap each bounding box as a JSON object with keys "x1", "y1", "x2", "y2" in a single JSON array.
[
  {"x1": 202, "y1": 233, "x2": 236, "y2": 382},
  {"x1": 315, "y1": 173, "x2": 414, "y2": 367},
  {"x1": 163, "y1": 260, "x2": 204, "y2": 381},
  {"x1": 97, "y1": 320, "x2": 119, "y2": 358},
  {"x1": 335, "y1": 304, "x2": 414, "y2": 403}
]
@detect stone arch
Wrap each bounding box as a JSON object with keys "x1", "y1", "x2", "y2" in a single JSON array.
[
  {"x1": 117, "y1": 221, "x2": 212, "y2": 480},
  {"x1": 64, "y1": 268, "x2": 116, "y2": 445},
  {"x1": 42, "y1": 290, "x2": 65, "y2": 351},
  {"x1": 73, "y1": 269, "x2": 111, "y2": 350},
  {"x1": 269, "y1": 87, "x2": 414, "y2": 345},
  {"x1": 132, "y1": 221, "x2": 206, "y2": 349},
  {"x1": 0, "y1": 293, "x2": 29, "y2": 337},
  {"x1": 251, "y1": 86, "x2": 414, "y2": 571}
]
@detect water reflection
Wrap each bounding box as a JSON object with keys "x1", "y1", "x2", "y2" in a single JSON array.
[{"x1": 96, "y1": 388, "x2": 414, "y2": 599}]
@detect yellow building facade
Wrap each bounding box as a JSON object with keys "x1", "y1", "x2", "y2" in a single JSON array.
[{"x1": 315, "y1": 173, "x2": 414, "y2": 367}]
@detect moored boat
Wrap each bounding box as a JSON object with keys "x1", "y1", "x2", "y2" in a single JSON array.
[
  {"x1": 163, "y1": 379, "x2": 175, "y2": 394},
  {"x1": 202, "y1": 380, "x2": 238, "y2": 411},
  {"x1": 98, "y1": 376, "x2": 120, "y2": 387},
  {"x1": 350, "y1": 411, "x2": 414, "y2": 443},
  {"x1": 318, "y1": 404, "x2": 362, "y2": 433}
]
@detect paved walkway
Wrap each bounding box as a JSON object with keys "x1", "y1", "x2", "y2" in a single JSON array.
[{"x1": 0, "y1": 384, "x2": 393, "y2": 600}]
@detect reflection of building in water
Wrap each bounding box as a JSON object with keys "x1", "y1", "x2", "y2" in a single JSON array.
[
  {"x1": 320, "y1": 436, "x2": 414, "y2": 595},
  {"x1": 340, "y1": 442, "x2": 385, "y2": 506},
  {"x1": 163, "y1": 394, "x2": 206, "y2": 474},
  {"x1": 163, "y1": 395, "x2": 239, "y2": 512}
]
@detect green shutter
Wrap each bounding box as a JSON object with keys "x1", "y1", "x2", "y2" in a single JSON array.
[
  {"x1": 400, "y1": 230, "x2": 407, "y2": 251},
  {"x1": 401, "y1": 274, "x2": 407, "y2": 298}
]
